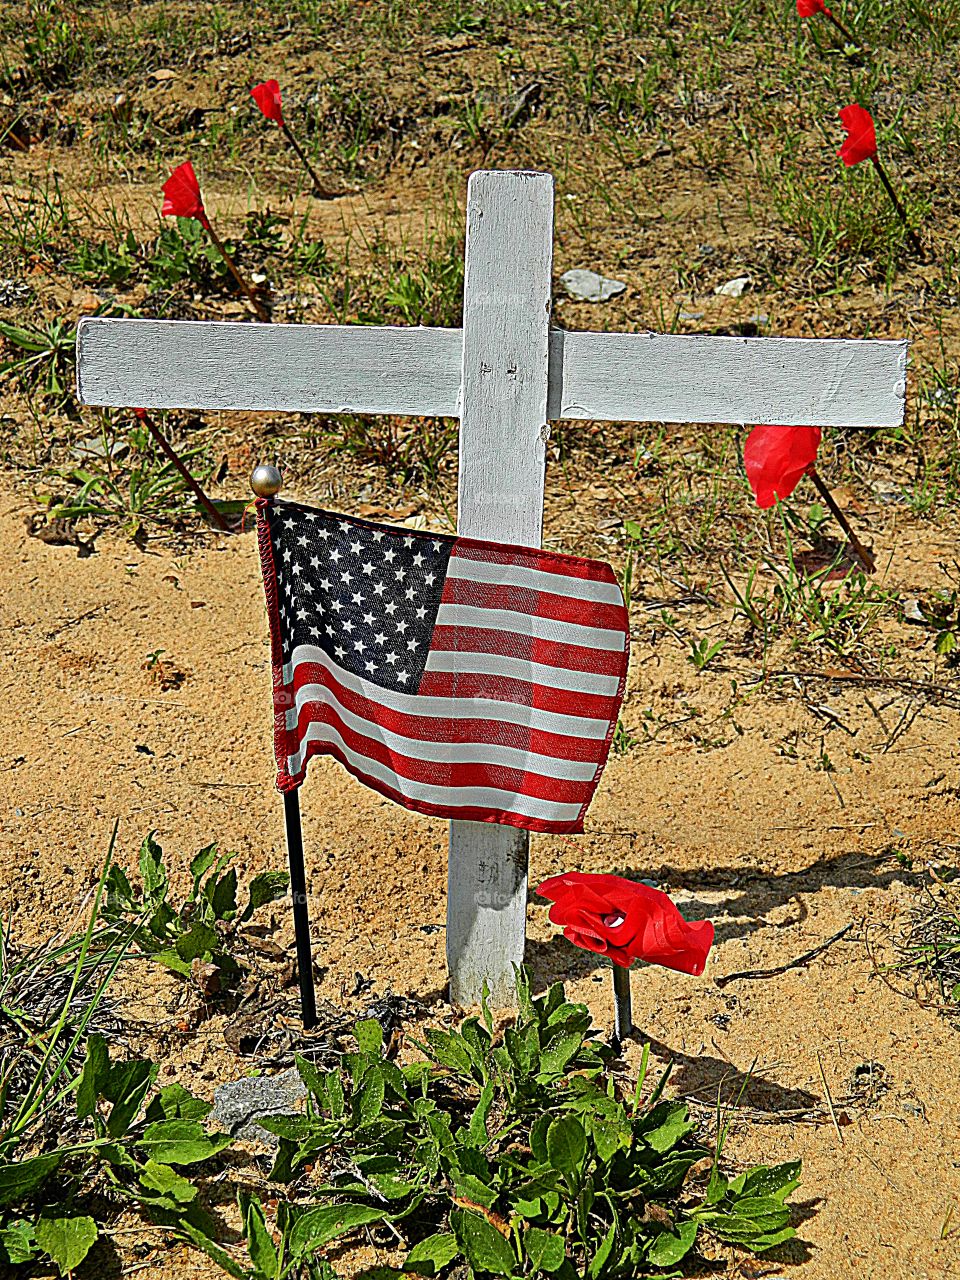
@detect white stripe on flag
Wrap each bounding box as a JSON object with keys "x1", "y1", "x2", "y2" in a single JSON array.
[
  {"x1": 421, "y1": 649, "x2": 621, "y2": 695},
  {"x1": 282, "y1": 680, "x2": 599, "y2": 779},
  {"x1": 433, "y1": 604, "x2": 625, "y2": 651},
  {"x1": 285, "y1": 722, "x2": 584, "y2": 822},
  {"x1": 448, "y1": 553, "x2": 624, "y2": 604}
]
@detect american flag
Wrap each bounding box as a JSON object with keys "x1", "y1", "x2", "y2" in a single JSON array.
[{"x1": 256, "y1": 498, "x2": 628, "y2": 834}]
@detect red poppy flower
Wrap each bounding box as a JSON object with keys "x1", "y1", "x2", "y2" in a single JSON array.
[
  {"x1": 161, "y1": 161, "x2": 208, "y2": 226},
  {"x1": 796, "y1": 0, "x2": 826, "y2": 15},
  {"x1": 251, "y1": 79, "x2": 284, "y2": 128},
  {"x1": 744, "y1": 424, "x2": 821, "y2": 509},
  {"x1": 536, "y1": 872, "x2": 714, "y2": 975},
  {"x1": 838, "y1": 103, "x2": 877, "y2": 167}
]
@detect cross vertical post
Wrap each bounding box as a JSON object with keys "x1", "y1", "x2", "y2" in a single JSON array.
[{"x1": 446, "y1": 170, "x2": 554, "y2": 1008}]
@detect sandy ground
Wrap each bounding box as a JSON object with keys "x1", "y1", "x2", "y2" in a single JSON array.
[{"x1": 2, "y1": 480, "x2": 960, "y2": 1278}]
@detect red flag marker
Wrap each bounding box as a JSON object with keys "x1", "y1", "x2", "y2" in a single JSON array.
[
  {"x1": 162, "y1": 161, "x2": 270, "y2": 322},
  {"x1": 251, "y1": 79, "x2": 335, "y2": 199}
]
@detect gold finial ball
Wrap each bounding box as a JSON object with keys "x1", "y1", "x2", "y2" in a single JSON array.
[{"x1": 250, "y1": 463, "x2": 283, "y2": 498}]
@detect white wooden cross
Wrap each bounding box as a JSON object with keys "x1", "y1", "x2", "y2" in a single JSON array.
[{"x1": 76, "y1": 169, "x2": 907, "y2": 1008}]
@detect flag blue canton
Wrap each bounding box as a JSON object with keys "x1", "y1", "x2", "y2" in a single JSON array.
[{"x1": 266, "y1": 501, "x2": 455, "y2": 694}]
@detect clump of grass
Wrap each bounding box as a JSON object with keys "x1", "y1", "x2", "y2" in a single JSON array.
[{"x1": 893, "y1": 869, "x2": 960, "y2": 1015}]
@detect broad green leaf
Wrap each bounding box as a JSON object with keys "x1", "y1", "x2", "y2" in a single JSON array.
[
  {"x1": 139, "y1": 832, "x2": 167, "y2": 898},
  {"x1": 356, "y1": 1065, "x2": 386, "y2": 1125},
  {"x1": 505, "y1": 1021, "x2": 539, "y2": 1074},
  {"x1": 730, "y1": 1160, "x2": 802, "y2": 1203},
  {"x1": 76, "y1": 1033, "x2": 109, "y2": 1119},
  {"x1": 139, "y1": 1160, "x2": 198, "y2": 1204},
  {"x1": 367, "y1": 1171, "x2": 420, "y2": 1200},
  {"x1": 697, "y1": 1203, "x2": 791, "y2": 1241},
  {"x1": 289, "y1": 1203, "x2": 391, "y2": 1257},
  {"x1": 105, "y1": 1059, "x2": 158, "y2": 1138},
  {"x1": 189, "y1": 842, "x2": 219, "y2": 884},
  {"x1": 0, "y1": 1220, "x2": 37, "y2": 1264},
  {"x1": 175, "y1": 921, "x2": 218, "y2": 963},
  {"x1": 256, "y1": 1115, "x2": 312, "y2": 1141},
  {"x1": 355, "y1": 1018, "x2": 384, "y2": 1056},
  {"x1": 704, "y1": 1162, "x2": 728, "y2": 1205},
  {"x1": 34, "y1": 1215, "x2": 98, "y2": 1276},
  {"x1": 642, "y1": 1102, "x2": 695, "y2": 1154},
  {"x1": 294, "y1": 1053, "x2": 327, "y2": 1099},
  {"x1": 241, "y1": 871, "x2": 289, "y2": 922},
  {"x1": 151, "y1": 946, "x2": 192, "y2": 977},
  {"x1": 466, "y1": 1078, "x2": 495, "y2": 1147},
  {"x1": 539, "y1": 1030, "x2": 584, "y2": 1077},
  {"x1": 0, "y1": 1154, "x2": 60, "y2": 1206},
  {"x1": 737, "y1": 1226, "x2": 797, "y2": 1253},
  {"x1": 244, "y1": 1195, "x2": 279, "y2": 1278},
  {"x1": 211, "y1": 868, "x2": 238, "y2": 920},
  {"x1": 403, "y1": 1231, "x2": 459, "y2": 1273},
  {"x1": 325, "y1": 1068, "x2": 346, "y2": 1120},
  {"x1": 450, "y1": 1208, "x2": 516, "y2": 1278},
  {"x1": 145, "y1": 1082, "x2": 212, "y2": 1123},
  {"x1": 546, "y1": 1115, "x2": 586, "y2": 1177},
  {"x1": 423, "y1": 1028, "x2": 475, "y2": 1075},
  {"x1": 639, "y1": 1148, "x2": 710, "y2": 1194},
  {"x1": 524, "y1": 1226, "x2": 566, "y2": 1272},
  {"x1": 451, "y1": 1170, "x2": 497, "y2": 1209},
  {"x1": 645, "y1": 1219, "x2": 697, "y2": 1267},
  {"x1": 728, "y1": 1195, "x2": 793, "y2": 1229},
  {"x1": 138, "y1": 1119, "x2": 232, "y2": 1165},
  {"x1": 530, "y1": 1113, "x2": 551, "y2": 1163}
]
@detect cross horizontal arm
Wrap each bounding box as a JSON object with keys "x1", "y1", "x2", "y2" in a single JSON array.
[
  {"x1": 77, "y1": 318, "x2": 463, "y2": 418},
  {"x1": 77, "y1": 317, "x2": 906, "y2": 428}
]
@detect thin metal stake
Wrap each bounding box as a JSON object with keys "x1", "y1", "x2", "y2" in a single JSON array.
[
  {"x1": 284, "y1": 788, "x2": 317, "y2": 1030},
  {"x1": 611, "y1": 963, "x2": 633, "y2": 1055}
]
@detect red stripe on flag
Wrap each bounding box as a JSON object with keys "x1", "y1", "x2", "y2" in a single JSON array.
[
  {"x1": 416, "y1": 668, "x2": 617, "y2": 720},
  {"x1": 452, "y1": 537, "x2": 619, "y2": 583},
  {"x1": 442, "y1": 575, "x2": 626, "y2": 631},
  {"x1": 427, "y1": 625, "x2": 625, "y2": 676}
]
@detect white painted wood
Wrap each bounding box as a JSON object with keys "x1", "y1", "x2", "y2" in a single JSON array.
[
  {"x1": 547, "y1": 331, "x2": 907, "y2": 428},
  {"x1": 78, "y1": 317, "x2": 906, "y2": 428},
  {"x1": 446, "y1": 170, "x2": 554, "y2": 1009},
  {"x1": 76, "y1": 319, "x2": 462, "y2": 417}
]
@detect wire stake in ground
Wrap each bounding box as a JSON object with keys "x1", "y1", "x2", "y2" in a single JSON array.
[
  {"x1": 809, "y1": 469, "x2": 876, "y2": 574},
  {"x1": 251, "y1": 79, "x2": 338, "y2": 199},
  {"x1": 133, "y1": 409, "x2": 230, "y2": 532}
]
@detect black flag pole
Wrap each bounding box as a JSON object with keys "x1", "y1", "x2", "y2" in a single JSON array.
[
  {"x1": 251, "y1": 463, "x2": 317, "y2": 1031},
  {"x1": 283, "y1": 788, "x2": 317, "y2": 1030}
]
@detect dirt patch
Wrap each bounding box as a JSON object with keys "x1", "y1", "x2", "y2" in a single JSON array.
[{"x1": 1, "y1": 482, "x2": 959, "y2": 1277}]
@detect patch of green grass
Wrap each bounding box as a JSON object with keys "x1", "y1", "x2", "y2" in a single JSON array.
[{"x1": 39, "y1": 410, "x2": 224, "y2": 536}]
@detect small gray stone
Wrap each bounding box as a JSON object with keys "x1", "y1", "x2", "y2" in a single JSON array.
[
  {"x1": 714, "y1": 275, "x2": 750, "y2": 298},
  {"x1": 560, "y1": 269, "x2": 627, "y2": 303},
  {"x1": 212, "y1": 1066, "x2": 307, "y2": 1147}
]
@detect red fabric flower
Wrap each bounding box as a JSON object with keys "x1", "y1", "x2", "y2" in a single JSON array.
[
  {"x1": 251, "y1": 79, "x2": 284, "y2": 127},
  {"x1": 838, "y1": 103, "x2": 877, "y2": 167},
  {"x1": 536, "y1": 872, "x2": 714, "y2": 975},
  {"x1": 796, "y1": 0, "x2": 826, "y2": 15},
  {"x1": 161, "y1": 161, "x2": 208, "y2": 226},
  {"x1": 743, "y1": 424, "x2": 821, "y2": 509}
]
